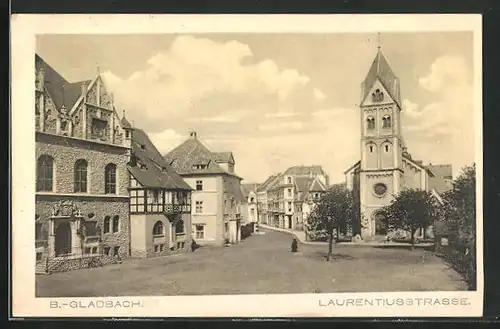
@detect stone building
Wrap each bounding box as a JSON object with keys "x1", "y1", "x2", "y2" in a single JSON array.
[
  {"x1": 255, "y1": 174, "x2": 281, "y2": 225},
  {"x1": 344, "y1": 48, "x2": 452, "y2": 238},
  {"x1": 127, "y1": 126, "x2": 193, "y2": 258},
  {"x1": 164, "y1": 131, "x2": 245, "y2": 246},
  {"x1": 35, "y1": 54, "x2": 132, "y2": 264}
]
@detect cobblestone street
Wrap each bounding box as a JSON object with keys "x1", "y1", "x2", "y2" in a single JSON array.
[{"x1": 36, "y1": 230, "x2": 467, "y2": 297}]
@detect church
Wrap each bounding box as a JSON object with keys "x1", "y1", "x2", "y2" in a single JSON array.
[{"x1": 344, "y1": 48, "x2": 453, "y2": 238}]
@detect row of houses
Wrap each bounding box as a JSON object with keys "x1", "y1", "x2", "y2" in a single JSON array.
[
  {"x1": 34, "y1": 55, "x2": 247, "y2": 268},
  {"x1": 241, "y1": 165, "x2": 331, "y2": 232}
]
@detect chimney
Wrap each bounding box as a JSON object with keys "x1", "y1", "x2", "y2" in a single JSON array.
[{"x1": 189, "y1": 130, "x2": 197, "y2": 139}]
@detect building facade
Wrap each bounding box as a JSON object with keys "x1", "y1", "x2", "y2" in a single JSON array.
[
  {"x1": 260, "y1": 166, "x2": 329, "y2": 230},
  {"x1": 241, "y1": 183, "x2": 259, "y2": 225},
  {"x1": 164, "y1": 131, "x2": 245, "y2": 246},
  {"x1": 344, "y1": 49, "x2": 452, "y2": 237},
  {"x1": 35, "y1": 55, "x2": 132, "y2": 264},
  {"x1": 127, "y1": 126, "x2": 193, "y2": 258}
]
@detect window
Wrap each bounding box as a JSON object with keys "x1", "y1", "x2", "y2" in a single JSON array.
[
  {"x1": 36, "y1": 252, "x2": 42, "y2": 262},
  {"x1": 92, "y1": 247, "x2": 97, "y2": 254},
  {"x1": 193, "y1": 164, "x2": 207, "y2": 170},
  {"x1": 35, "y1": 222, "x2": 42, "y2": 240},
  {"x1": 224, "y1": 222, "x2": 229, "y2": 233},
  {"x1": 194, "y1": 224, "x2": 205, "y2": 239},
  {"x1": 287, "y1": 177, "x2": 292, "y2": 184},
  {"x1": 103, "y1": 216, "x2": 111, "y2": 234},
  {"x1": 104, "y1": 246, "x2": 111, "y2": 255},
  {"x1": 196, "y1": 180, "x2": 203, "y2": 191},
  {"x1": 372, "y1": 89, "x2": 384, "y2": 102},
  {"x1": 384, "y1": 144, "x2": 389, "y2": 152},
  {"x1": 369, "y1": 145, "x2": 374, "y2": 153},
  {"x1": 250, "y1": 197, "x2": 255, "y2": 203},
  {"x1": 373, "y1": 183, "x2": 388, "y2": 196},
  {"x1": 113, "y1": 246, "x2": 120, "y2": 256},
  {"x1": 367, "y1": 117, "x2": 375, "y2": 130},
  {"x1": 105, "y1": 163, "x2": 117, "y2": 194},
  {"x1": 287, "y1": 189, "x2": 292, "y2": 197},
  {"x1": 91, "y1": 118, "x2": 107, "y2": 139},
  {"x1": 175, "y1": 219, "x2": 185, "y2": 234},
  {"x1": 147, "y1": 189, "x2": 162, "y2": 212},
  {"x1": 130, "y1": 189, "x2": 145, "y2": 213},
  {"x1": 288, "y1": 202, "x2": 292, "y2": 211},
  {"x1": 85, "y1": 247, "x2": 91, "y2": 254},
  {"x1": 382, "y1": 115, "x2": 392, "y2": 128},
  {"x1": 74, "y1": 159, "x2": 88, "y2": 193},
  {"x1": 36, "y1": 155, "x2": 53, "y2": 192},
  {"x1": 195, "y1": 201, "x2": 203, "y2": 213},
  {"x1": 154, "y1": 245, "x2": 159, "y2": 252},
  {"x1": 112, "y1": 215, "x2": 119, "y2": 233},
  {"x1": 153, "y1": 221, "x2": 164, "y2": 236}
]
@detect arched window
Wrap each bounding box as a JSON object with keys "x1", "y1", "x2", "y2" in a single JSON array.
[
  {"x1": 382, "y1": 115, "x2": 392, "y2": 128},
  {"x1": 175, "y1": 219, "x2": 185, "y2": 234},
  {"x1": 369, "y1": 145, "x2": 374, "y2": 153},
  {"x1": 103, "y1": 216, "x2": 111, "y2": 234},
  {"x1": 153, "y1": 221, "x2": 164, "y2": 236},
  {"x1": 385, "y1": 144, "x2": 389, "y2": 152},
  {"x1": 366, "y1": 116, "x2": 375, "y2": 130},
  {"x1": 112, "y1": 215, "x2": 119, "y2": 233},
  {"x1": 36, "y1": 155, "x2": 54, "y2": 192},
  {"x1": 74, "y1": 159, "x2": 88, "y2": 193},
  {"x1": 105, "y1": 163, "x2": 117, "y2": 194}
]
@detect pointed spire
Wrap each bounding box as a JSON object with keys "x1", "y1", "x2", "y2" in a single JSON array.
[
  {"x1": 96, "y1": 62, "x2": 100, "y2": 75},
  {"x1": 120, "y1": 109, "x2": 132, "y2": 129}
]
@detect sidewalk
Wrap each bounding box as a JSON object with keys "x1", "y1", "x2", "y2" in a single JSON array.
[{"x1": 258, "y1": 224, "x2": 434, "y2": 248}]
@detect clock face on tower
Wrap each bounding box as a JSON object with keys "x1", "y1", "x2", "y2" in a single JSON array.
[{"x1": 373, "y1": 183, "x2": 388, "y2": 197}]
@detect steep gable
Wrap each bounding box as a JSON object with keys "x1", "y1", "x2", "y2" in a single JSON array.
[
  {"x1": 361, "y1": 50, "x2": 401, "y2": 109},
  {"x1": 129, "y1": 128, "x2": 192, "y2": 190}
]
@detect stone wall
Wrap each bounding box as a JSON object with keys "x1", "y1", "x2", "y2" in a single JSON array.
[
  {"x1": 36, "y1": 195, "x2": 130, "y2": 258},
  {"x1": 36, "y1": 134, "x2": 130, "y2": 196}
]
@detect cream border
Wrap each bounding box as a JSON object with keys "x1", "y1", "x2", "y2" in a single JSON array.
[{"x1": 11, "y1": 14, "x2": 483, "y2": 318}]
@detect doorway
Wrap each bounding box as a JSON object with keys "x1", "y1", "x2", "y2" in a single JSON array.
[
  {"x1": 55, "y1": 221, "x2": 72, "y2": 256},
  {"x1": 374, "y1": 211, "x2": 388, "y2": 235},
  {"x1": 287, "y1": 215, "x2": 292, "y2": 229}
]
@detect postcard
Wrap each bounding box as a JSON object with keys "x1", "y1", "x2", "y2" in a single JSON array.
[{"x1": 10, "y1": 14, "x2": 483, "y2": 318}]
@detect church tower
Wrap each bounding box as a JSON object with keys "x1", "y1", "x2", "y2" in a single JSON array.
[{"x1": 358, "y1": 47, "x2": 405, "y2": 237}]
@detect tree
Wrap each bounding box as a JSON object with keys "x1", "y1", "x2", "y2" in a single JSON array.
[
  {"x1": 379, "y1": 189, "x2": 437, "y2": 251},
  {"x1": 305, "y1": 185, "x2": 354, "y2": 261},
  {"x1": 439, "y1": 164, "x2": 476, "y2": 289}
]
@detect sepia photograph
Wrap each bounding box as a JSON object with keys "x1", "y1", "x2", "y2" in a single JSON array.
[{"x1": 11, "y1": 14, "x2": 483, "y2": 318}]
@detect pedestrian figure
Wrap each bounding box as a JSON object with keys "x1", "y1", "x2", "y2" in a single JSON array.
[
  {"x1": 291, "y1": 238, "x2": 298, "y2": 253},
  {"x1": 191, "y1": 240, "x2": 197, "y2": 252}
]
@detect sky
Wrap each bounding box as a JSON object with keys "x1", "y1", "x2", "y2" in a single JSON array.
[{"x1": 36, "y1": 32, "x2": 475, "y2": 184}]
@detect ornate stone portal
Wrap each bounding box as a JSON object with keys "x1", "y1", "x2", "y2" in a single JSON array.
[{"x1": 48, "y1": 200, "x2": 84, "y2": 257}]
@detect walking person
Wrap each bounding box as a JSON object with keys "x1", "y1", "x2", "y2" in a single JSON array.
[{"x1": 291, "y1": 238, "x2": 298, "y2": 253}]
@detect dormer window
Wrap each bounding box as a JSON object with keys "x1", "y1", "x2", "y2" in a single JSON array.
[
  {"x1": 192, "y1": 164, "x2": 208, "y2": 170},
  {"x1": 140, "y1": 144, "x2": 146, "y2": 150},
  {"x1": 382, "y1": 115, "x2": 392, "y2": 128},
  {"x1": 140, "y1": 163, "x2": 147, "y2": 170},
  {"x1": 367, "y1": 116, "x2": 375, "y2": 130}
]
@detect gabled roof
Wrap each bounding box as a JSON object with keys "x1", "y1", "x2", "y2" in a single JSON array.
[
  {"x1": 402, "y1": 154, "x2": 435, "y2": 177},
  {"x1": 121, "y1": 115, "x2": 132, "y2": 129},
  {"x1": 294, "y1": 176, "x2": 314, "y2": 202},
  {"x1": 213, "y1": 152, "x2": 234, "y2": 164},
  {"x1": 284, "y1": 165, "x2": 325, "y2": 176},
  {"x1": 344, "y1": 160, "x2": 361, "y2": 174},
  {"x1": 36, "y1": 54, "x2": 92, "y2": 110},
  {"x1": 361, "y1": 49, "x2": 401, "y2": 109},
  {"x1": 426, "y1": 164, "x2": 453, "y2": 194},
  {"x1": 241, "y1": 183, "x2": 259, "y2": 197},
  {"x1": 309, "y1": 178, "x2": 327, "y2": 192},
  {"x1": 129, "y1": 128, "x2": 192, "y2": 190},
  {"x1": 164, "y1": 134, "x2": 241, "y2": 178},
  {"x1": 257, "y1": 174, "x2": 281, "y2": 192}
]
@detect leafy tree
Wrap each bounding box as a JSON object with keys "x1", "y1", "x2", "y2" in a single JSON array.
[
  {"x1": 379, "y1": 189, "x2": 437, "y2": 250},
  {"x1": 305, "y1": 185, "x2": 354, "y2": 261},
  {"x1": 439, "y1": 164, "x2": 476, "y2": 289}
]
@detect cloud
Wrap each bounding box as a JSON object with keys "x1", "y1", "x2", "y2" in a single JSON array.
[
  {"x1": 313, "y1": 88, "x2": 327, "y2": 100},
  {"x1": 403, "y1": 99, "x2": 421, "y2": 118},
  {"x1": 403, "y1": 55, "x2": 474, "y2": 177},
  {"x1": 101, "y1": 35, "x2": 313, "y2": 130},
  {"x1": 265, "y1": 112, "x2": 298, "y2": 118},
  {"x1": 258, "y1": 121, "x2": 305, "y2": 132},
  {"x1": 148, "y1": 128, "x2": 185, "y2": 155}
]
